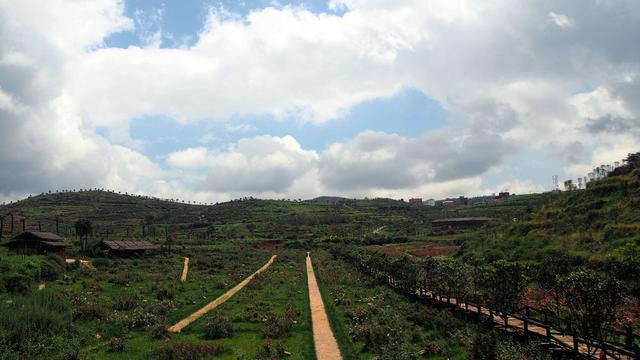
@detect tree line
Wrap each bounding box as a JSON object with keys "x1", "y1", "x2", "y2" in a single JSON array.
[{"x1": 330, "y1": 245, "x2": 639, "y2": 354}]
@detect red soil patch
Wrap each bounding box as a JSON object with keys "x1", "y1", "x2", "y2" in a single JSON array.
[
  {"x1": 376, "y1": 242, "x2": 459, "y2": 257},
  {"x1": 411, "y1": 245, "x2": 459, "y2": 257},
  {"x1": 254, "y1": 240, "x2": 282, "y2": 249}
]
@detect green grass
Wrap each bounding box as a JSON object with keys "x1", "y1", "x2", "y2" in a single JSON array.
[
  {"x1": 313, "y1": 250, "x2": 471, "y2": 359},
  {"x1": 173, "y1": 249, "x2": 314, "y2": 359}
]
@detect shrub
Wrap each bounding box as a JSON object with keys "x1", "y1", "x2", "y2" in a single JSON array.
[
  {"x1": 127, "y1": 307, "x2": 161, "y2": 329},
  {"x1": 256, "y1": 339, "x2": 288, "y2": 360},
  {"x1": 156, "y1": 342, "x2": 224, "y2": 360},
  {"x1": 108, "y1": 336, "x2": 126, "y2": 352},
  {"x1": 156, "y1": 287, "x2": 176, "y2": 301},
  {"x1": 73, "y1": 304, "x2": 109, "y2": 320},
  {"x1": 112, "y1": 294, "x2": 141, "y2": 311},
  {"x1": 40, "y1": 259, "x2": 64, "y2": 281},
  {"x1": 47, "y1": 254, "x2": 66, "y2": 269},
  {"x1": 1, "y1": 273, "x2": 32, "y2": 294},
  {"x1": 203, "y1": 314, "x2": 233, "y2": 339},
  {"x1": 471, "y1": 332, "x2": 496, "y2": 360},
  {"x1": 92, "y1": 258, "x2": 112, "y2": 269},
  {"x1": 151, "y1": 324, "x2": 172, "y2": 340}
]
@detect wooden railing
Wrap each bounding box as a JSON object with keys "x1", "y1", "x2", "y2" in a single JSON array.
[{"x1": 335, "y1": 251, "x2": 639, "y2": 360}]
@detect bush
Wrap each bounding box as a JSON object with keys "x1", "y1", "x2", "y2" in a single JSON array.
[
  {"x1": 203, "y1": 314, "x2": 233, "y2": 339},
  {"x1": 1, "y1": 273, "x2": 32, "y2": 294},
  {"x1": 92, "y1": 258, "x2": 112, "y2": 269},
  {"x1": 127, "y1": 307, "x2": 161, "y2": 329},
  {"x1": 73, "y1": 304, "x2": 109, "y2": 320},
  {"x1": 156, "y1": 287, "x2": 176, "y2": 301},
  {"x1": 41, "y1": 260, "x2": 64, "y2": 281},
  {"x1": 256, "y1": 339, "x2": 288, "y2": 360},
  {"x1": 112, "y1": 294, "x2": 141, "y2": 311},
  {"x1": 471, "y1": 332, "x2": 496, "y2": 360},
  {"x1": 47, "y1": 254, "x2": 66, "y2": 269},
  {"x1": 156, "y1": 342, "x2": 224, "y2": 360},
  {"x1": 108, "y1": 336, "x2": 126, "y2": 352},
  {"x1": 151, "y1": 324, "x2": 172, "y2": 340}
]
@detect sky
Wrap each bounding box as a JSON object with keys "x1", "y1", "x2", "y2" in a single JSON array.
[{"x1": 0, "y1": 0, "x2": 639, "y2": 203}]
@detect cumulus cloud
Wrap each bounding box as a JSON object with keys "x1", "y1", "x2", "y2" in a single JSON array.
[
  {"x1": 167, "y1": 135, "x2": 318, "y2": 193},
  {"x1": 2, "y1": 0, "x2": 640, "y2": 201},
  {"x1": 0, "y1": 0, "x2": 161, "y2": 197}
]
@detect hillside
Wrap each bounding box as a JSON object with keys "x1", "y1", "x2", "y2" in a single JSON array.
[{"x1": 460, "y1": 159, "x2": 640, "y2": 262}]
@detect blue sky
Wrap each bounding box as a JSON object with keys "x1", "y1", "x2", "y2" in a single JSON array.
[{"x1": 1, "y1": 0, "x2": 638, "y2": 202}]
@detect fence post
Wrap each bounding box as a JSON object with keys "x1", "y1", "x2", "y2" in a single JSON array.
[{"x1": 625, "y1": 326, "x2": 638, "y2": 358}]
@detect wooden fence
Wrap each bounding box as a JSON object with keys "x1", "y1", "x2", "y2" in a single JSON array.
[{"x1": 334, "y1": 249, "x2": 639, "y2": 359}]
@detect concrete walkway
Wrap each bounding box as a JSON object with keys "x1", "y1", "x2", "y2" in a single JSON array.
[
  {"x1": 306, "y1": 253, "x2": 343, "y2": 360},
  {"x1": 168, "y1": 255, "x2": 277, "y2": 333}
]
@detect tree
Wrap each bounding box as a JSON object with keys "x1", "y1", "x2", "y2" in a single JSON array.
[
  {"x1": 74, "y1": 219, "x2": 93, "y2": 252},
  {"x1": 478, "y1": 260, "x2": 528, "y2": 318},
  {"x1": 558, "y1": 269, "x2": 624, "y2": 341}
]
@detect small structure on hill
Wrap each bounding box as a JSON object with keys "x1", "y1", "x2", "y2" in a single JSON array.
[
  {"x1": 409, "y1": 198, "x2": 423, "y2": 205},
  {"x1": 431, "y1": 217, "x2": 492, "y2": 230},
  {"x1": 93, "y1": 240, "x2": 159, "y2": 257},
  {"x1": 1, "y1": 231, "x2": 71, "y2": 256}
]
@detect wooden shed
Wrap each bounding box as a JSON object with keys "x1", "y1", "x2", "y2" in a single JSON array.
[
  {"x1": 93, "y1": 240, "x2": 159, "y2": 257},
  {"x1": 1, "y1": 231, "x2": 71, "y2": 256}
]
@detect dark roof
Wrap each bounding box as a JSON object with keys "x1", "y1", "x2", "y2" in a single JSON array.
[
  {"x1": 432, "y1": 217, "x2": 493, "y2": 223},
  {"x1": 40, "y1": 241, "x2": 71, "y2": 247},
  {"x1": 99, "y1": 240, "x2": 159, "y2": 251},
  {"x1": 12, "y1": 231, "x2": 65, "y2": 241}
]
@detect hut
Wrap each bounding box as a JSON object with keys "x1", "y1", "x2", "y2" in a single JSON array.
[
  {"x1": 93, "y1": 240, "x2": 159, "y2": 257},
  {"x1": 2, "y1": 231, "x2": 71, "y2": 256},
  {"x1": 431, "y1": 217, "x2": 492, "y2": 230}
]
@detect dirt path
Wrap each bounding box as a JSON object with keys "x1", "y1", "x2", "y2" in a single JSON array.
[
  {"x1": 306, "y1": 253, "x2": 343, "y2": 360},
  {"x1": 168, "y1": 255, "x2": 277, "y2": 333},
  {"x1": 180, "y1": 257, "x2": 189, "y2": 283}
]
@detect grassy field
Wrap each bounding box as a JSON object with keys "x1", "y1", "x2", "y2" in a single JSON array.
[
  {"x1": 1, "y1": 161, "x2": 639, "y2": 358},
  {"x1": 313, "y1": 249, "x2": 472, "y2": 360}
]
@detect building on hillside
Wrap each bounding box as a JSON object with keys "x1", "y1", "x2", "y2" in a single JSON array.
[
  {"x1": 409, "y1": 198, "x2": 423, "y2": 205},
  {"x1": 425, "y1": 198, "x2": 436, "y2": 206},
  {"x1": 1, "y1": 231, "x2": 71, "y2": 256},
  {"x1": 93, "y1": 240, "x2": 159, "y2": 257},
  {"x1": 431, "y1": 217, "x2": 492, "y2": 230},
  {"x1": 436, "y1": 196, "x2": 469, "y2": 208},
  {"x1": 496, "y1": 192, "x2": 510, "y2": 200}
]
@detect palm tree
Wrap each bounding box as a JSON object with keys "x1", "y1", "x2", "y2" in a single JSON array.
[{"x1": 74, "y1": 219, "x2": 93, "y2": 252}]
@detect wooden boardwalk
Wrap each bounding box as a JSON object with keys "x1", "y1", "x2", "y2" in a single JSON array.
[
  {"x1": 168, "y1": 255, "x2": 277, "y2": 333},
  {"x1": 307, "y1": 253, "x2": 343, "y2": 360},
  {"x1": 414, "y1": 289, "x2": 636, "y2": 359}
]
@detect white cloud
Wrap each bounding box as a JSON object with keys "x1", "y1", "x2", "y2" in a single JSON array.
[
  {"x1": 548, "y1": 11, "x2": 574, "y2": 29},
  {"x1": 1, "y1": 0, "x2": 640, "y2": 201},
  {"x1": 167, "y1": 135, "x2": 318, "y2": 193}
]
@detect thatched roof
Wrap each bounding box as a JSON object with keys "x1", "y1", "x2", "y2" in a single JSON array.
[{"x1": 99, "y1": 240, "x2": 159, "y2": 251}]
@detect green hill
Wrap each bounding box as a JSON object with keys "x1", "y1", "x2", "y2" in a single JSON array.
[{"x1": 460, "y1": 154, "x2": 640, "y2": 262}]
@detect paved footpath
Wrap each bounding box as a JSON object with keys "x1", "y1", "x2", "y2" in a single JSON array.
[
  {"x1": 169, "y1": 255, "x2": 277, "y2": 333},
  {"x1": 306, "y1": 253, "x2": 343, "y2": 360}
]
